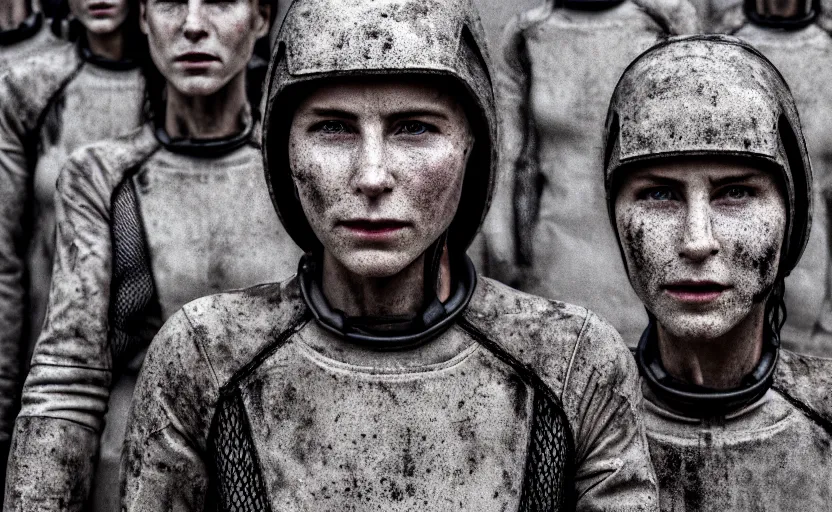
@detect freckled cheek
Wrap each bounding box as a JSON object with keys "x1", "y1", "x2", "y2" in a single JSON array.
[
  {"x1": 621, "y1": 209, "x2": 681, "y2": 290},
  {"x1": 290, "y1": 146, "x2": 353, "y2": 218},
  {"x1": 397, "y1": 148, "x2": 466, "y2": 224}
]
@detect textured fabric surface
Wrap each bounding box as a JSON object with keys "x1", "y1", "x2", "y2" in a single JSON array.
[
  {"x1": 122, "y1": 276, "x2": 657, "y2": 511},
  {"x1": 209, "y1": 391, "x2": 272, "y2": 512},
  {"x1": 644, "y1": 350, "x2": 832, "y2": 511},
  {"x1": 109, "y1": 178, "x2": 157, "y2": 367}
]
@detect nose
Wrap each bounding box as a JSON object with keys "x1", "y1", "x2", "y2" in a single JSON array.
[
  {"x1": 679, "y1": 197, "x2": 719, "y2": 261},
  {"x1": 183, "y1": 0, "x2": 208, "y2": 43},
  {"x1": 352, "y1": 130, "x2": 393, "y2": 199}
]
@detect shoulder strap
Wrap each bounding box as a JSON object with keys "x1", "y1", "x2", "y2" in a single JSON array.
[{"x1": 458, "y1": 317, "x2": 577, "y2": 511}]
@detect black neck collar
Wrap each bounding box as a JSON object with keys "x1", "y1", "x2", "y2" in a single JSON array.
[
  {"x1": 745, "y1": 2, "x2": 818, "y2": 29},
  {"x1": 78, "y1": 40, "x2": 138, "y2": 71},
  {"x1": 299, "y1": 253, "x2": 477, "y2": 351},
  {"x1": 560, "y1": 0, "x2": 626, "y2": 10},
  {"x1": 637, "y1": 321, "x2": 779, "y2": 417},
  {"x1": 155, "y1": 119, "x2": 252, "y2": 158},
  {"x1": 0, "y1": 11, "x2": 42, "y2": 46}
]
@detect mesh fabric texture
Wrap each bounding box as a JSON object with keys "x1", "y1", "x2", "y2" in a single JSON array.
[
  {"x1": 109, "y1": 176, "x2": 156, "y2": 367},
  {"x1": 208, "y1": 390, "x2": 272, "y2": 512}
]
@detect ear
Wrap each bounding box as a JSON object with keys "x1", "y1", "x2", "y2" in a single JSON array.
[
  {"x1": 254, "y1": 2, "x2": 271, "y2": 39},
  {"x1": 139, "y1": 1, "x2": 149, "y2": 35}
]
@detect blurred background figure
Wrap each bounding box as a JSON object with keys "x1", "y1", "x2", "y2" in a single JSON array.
[
  {"x1": 690, "y1": 0, "x2": 742, "y2": 29},
  {"x1": 486, "y1": 0, "x2": 698, "y2": 346},
  {"x1": 0, "y1": 0, "x2": 62, "y2": 66},
  {"x1": 717, "y1": 0, "x2": 832, "y2": 357},
  {"x1": 3, "y1": 0, "x2": 301, "y2": 508},
  {"x1": 0, "y1": 0, "x2": 144, "y2": 502}
]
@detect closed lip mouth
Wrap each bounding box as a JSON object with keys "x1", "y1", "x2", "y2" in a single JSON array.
[
  {"x1": 88, "y1": 2, "x2": 115, "y2": 12},
  {"x1": 338, "y1": 219, "x2": 410, "y2": 232},
  {"x1": 174, "y1": 52, "x2": 220, "y2": 63},
  {"x1": 662, "y1": 281, "x2": 731, "y2": 298}
]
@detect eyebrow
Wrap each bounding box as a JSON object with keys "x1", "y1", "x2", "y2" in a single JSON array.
[
  {"x1": 307, "y1": 107, "x2": 450, "y2": 122},
  {"x1": 709, "y1": 173, "x2": 759, "y2": 187}
]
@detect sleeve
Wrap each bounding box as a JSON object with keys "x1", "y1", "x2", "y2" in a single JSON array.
[
  {"x1": 0, "y1": 69, "x2": 35, "y2": 446},
  {"x1": 481, "y1": 16, "x2": 533, "y2": 284},
  {"x1": 563, "y1": 313, "x2": 659, "y2": 511},
  {"x1": 3, "y1": 155, "x2": 114, "y2": 511},
  {"x1": 121, "y1": 309, "x2": 219, "y2": 512}
]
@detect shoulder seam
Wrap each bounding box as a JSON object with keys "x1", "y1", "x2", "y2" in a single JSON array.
[
  {"x1": 182, "y1": 308, "x2": 222, "y2": 391},
  {"x1": 562, "y1": 309, "x2": 591, "y2": 403},
  {"x1": 772, "y1": 384, "x2": 832, "y2": 437}
]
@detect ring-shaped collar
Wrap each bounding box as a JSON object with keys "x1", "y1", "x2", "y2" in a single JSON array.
[
  {"x1": 299, "y1": 253, "x2": 477, "y2": 351},
  {"x1": 637, "y1": 321, "x2": 779, "y2": 417},
  {"x1": 0, "y1": 11, "x2": 43, "y2": 46},
  {"x1": 79, "y1": 42, "x2": 138, "y2": 71},
  {"x1": 155, "y1": 120, "x2": 253, "y2": 158}
]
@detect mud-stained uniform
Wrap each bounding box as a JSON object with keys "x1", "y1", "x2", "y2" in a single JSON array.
[
  {"x1": 716, "y1": 19, "x2": 832, "y2": 357},
  {"x1": 640, "y1": 343, "x2": 832, "y2": 511},
  {"x1": 494, "y1": 1, "x2": 696, "y2": 345},
  {"x1": 0, "y1": 12, "x2": 62, "y2": 68},
  {"x1": 123, "y1": 259, "x2": 657, "y2": 511},
  {"x1": 0, "y1": 41, "x2": 142, "y2": 459},
  {"x1": 4, "y1": 124, "x2": 302, "y2": 511}
]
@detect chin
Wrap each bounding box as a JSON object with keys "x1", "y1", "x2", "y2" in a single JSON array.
[
  {"x1": 336, "y1": 249, "x2": 418, "y2": 279},
  {"x1": 83, "y1": 18, "x2": 123, "y2": 35},
  {"x1": 654, "y1": 307, "x2": 744, "y2": 342},
  {"x1": 168, "y1": 75, "x2": 233, "y2": 98}
]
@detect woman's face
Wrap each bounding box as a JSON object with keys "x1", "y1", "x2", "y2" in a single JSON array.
[
  {"x1": 69, "y1": 0, "x2": 129, "y2": 35},
  {"x1": 615, "y1": 157, "x2": 787, "y2": 341},
  {"x1": 140, "y1": 0, "x2": 268, "y2": 96},
  {"x1": 288, "y1": 78, "x2": 474, "y2": 278}
]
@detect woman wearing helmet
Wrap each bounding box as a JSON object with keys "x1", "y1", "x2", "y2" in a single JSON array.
[
  {"x1": 605, "y1": 35, "x2": 832, "y2": 510},
  {"x1": 121, "y1": 1, "x2": 657, "y2": 510},
  {"x1": 3, "y1": 0, "x2": 298, "y2": 510}
]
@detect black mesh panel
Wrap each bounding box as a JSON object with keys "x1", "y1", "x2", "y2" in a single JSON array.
[
  {"x1": 208, "y1": 390, "x2": 272, "y2": 512},
  {"x1": 518, "y1": 387, "x2": 574, "y2": 511},
  {"x1": 109, "y1": 176, "x2": 156, "y2": 366}
]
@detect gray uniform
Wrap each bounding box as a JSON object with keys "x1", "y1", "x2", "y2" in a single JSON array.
[
  {"x1": 491, "y1": 0, "x2": 697, "y2": 344},
  {"x1": 645, "y1": 350, "x2": 832, "y2": 511},
  {"x1": 0, "y1": 41, "x2": 142, "y2": 451},
  {"x1": 717, "y1": 14, "x2": 832, "y2": 357},
  {"x1": 4, "y1": 124, "x2": 302, "y2": 511}
]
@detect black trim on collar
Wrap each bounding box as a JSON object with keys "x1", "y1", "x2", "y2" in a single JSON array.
[
  {"x1": 0, "y1": 11, "x2": 42, "y2": 46},
  {"x1": 744, "y1": 0, "x2": 818, "y2": 29},
  {"x1": 154, "y1": 121, "x2": 253, "y2": 158},
  {"x1": 78, "y1": 41, "x2": 138, "y2": 71},
  {"x1": 299, "y1": 253, "x2": 477, "y2": 351},
  {"x1": 561, "y1": 0, "x2": 626, "y2": 10},
  {"x1": 636, "y1": 321, "x2": 779, "y2": 417}
]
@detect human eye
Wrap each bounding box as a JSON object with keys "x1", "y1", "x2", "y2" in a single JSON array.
[
  {"x1": 717, "y1": 185, "x2": 753, "y2": 201},
  {"x1": 639, "y1": 186, "x2": 678, "y2": 202},
  {"x1": 395, "y1": 121, "x2": 433, "y2": 136},
  {"x1": 312, "y1": 120, "x2": 353, "y2": 135}
]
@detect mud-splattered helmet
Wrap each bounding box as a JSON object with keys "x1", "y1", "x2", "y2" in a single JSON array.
[
  {"x1": 262, "y1": 0, "x2": 496, "y2": 255},
  {"x1": 603, "y1": 34, "x2": 812, "y2": 276}
]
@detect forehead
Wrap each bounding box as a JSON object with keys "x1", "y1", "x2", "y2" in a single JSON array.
[{"x1": 295, "y1": 76, "x2": 463, "y2": 115}]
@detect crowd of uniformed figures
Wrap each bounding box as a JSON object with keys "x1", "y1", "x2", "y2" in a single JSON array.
[{"x1": 0, "y1": 0, "x2": 830, "y2": 510}]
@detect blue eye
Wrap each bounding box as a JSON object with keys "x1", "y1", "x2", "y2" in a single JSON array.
[
  {"x1": 644, "y1": 187, "x2": 676, "y2": 201},
  {"x1": 397, "y1": 122, "x2": 429, "y2": 135}
]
